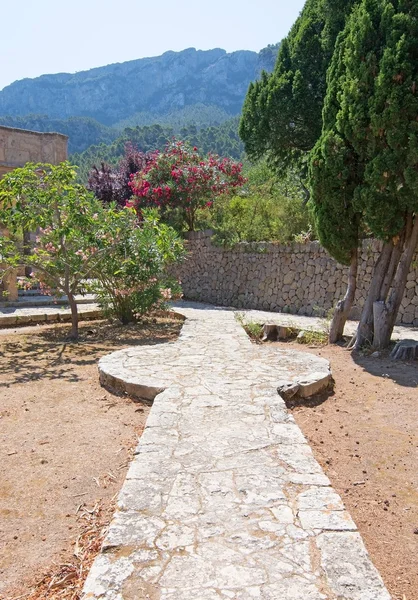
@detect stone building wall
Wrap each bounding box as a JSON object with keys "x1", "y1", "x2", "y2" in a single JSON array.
[
  {"x1": 0, "y1": 126, "x2": 68, "y2": 301},
  {"x1": 174, "y1": 231, "x2": 418, "y2": 326},
  {"x1": 0, "y1": 125, "x2": 68, "y2": 177}
]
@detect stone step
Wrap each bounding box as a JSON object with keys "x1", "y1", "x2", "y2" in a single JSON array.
[{"x1": 0, "y1": 304, "x2": 102, "y2": 328}]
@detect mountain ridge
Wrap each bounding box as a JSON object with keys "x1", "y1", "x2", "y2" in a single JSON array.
[
  {"x1": 0, "y1": 47, "x2": 278, "y2": 126},
  {"x1": 0, "y1": 45, "x2": 279, "y2": 155}
]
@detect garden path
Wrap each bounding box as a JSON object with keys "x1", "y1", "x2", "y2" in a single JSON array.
[
  {"x1": 82, "y1": 302, "x2": 390, "y2": 600},
  {"x1": 1, "y1": 298, "x2": 417, "y2": 343}
]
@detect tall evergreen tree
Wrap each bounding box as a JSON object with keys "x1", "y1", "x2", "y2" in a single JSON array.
[
  {"x1": 239, "y1": 0, "x2": 358, "y2": 175},
  {"x1": 310, "y1": 0, "x2": 418, "y2": 348},
  {"x1": 239, "y1": 0, "x2": 360, "y2": 342}
]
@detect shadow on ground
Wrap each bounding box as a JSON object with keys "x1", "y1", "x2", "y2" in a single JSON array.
[
  {"x1": 352, "y1": 350, "x2": 418, "y2": 388},
  {"x1": 0, "y1": 319, "x2": 182, "y2": 387},
  {"x1": 285, "y1": 385, "x2": 336, "y2": 410}
]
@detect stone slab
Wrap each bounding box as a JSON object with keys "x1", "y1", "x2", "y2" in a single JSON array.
[{"x1": 0, "y1": 303, "x2": 102, "y2": 328}]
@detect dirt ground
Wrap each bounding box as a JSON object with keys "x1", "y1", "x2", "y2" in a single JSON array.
[
  {"x1": 0, "y1": 317, "x2": 182, "y2": 599},
  {"x1": 2, "y1": 317, "x2": 417, "y2": 600},
  {"x1": 282, "y1": 340, "x2": 418, "y2": 600}
]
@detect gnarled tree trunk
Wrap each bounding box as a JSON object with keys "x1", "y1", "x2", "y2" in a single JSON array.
[
  {"x1": 372, "y1": 214, "x2": 418, "y2": 350},
  {"x1": 350, "y1": 241, "x2": 394, "y2": 350},
  {"x1": 329, "y1": 247, "x2": 358, "y2": 343},
  {"x1": 350, "y1": 214, "x2": 418, "y2": 351}
]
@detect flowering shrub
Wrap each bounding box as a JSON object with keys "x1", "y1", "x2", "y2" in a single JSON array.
[
  {"x1": 129, "y1": 141, "x2": 245, "y2": 230},
  {"x1": 0, "y1": 163, "x2": 184, "y2": 336},
  {"x1": 92, "y1": 210, "x2": 185, "y2": 324},
  {"x1": 88, "y1": 143, "x2": 150, "y2": 207}
]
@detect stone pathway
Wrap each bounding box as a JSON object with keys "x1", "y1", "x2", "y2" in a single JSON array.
[
  {"x1": 83, "y1": 302, "x2": 390, "y2": 600},
  {"x1": 0, "y1": 292, "x2": 96, "y2": 309},
  {"x1": 1, "y1": 297, "x2": 417, "y2": 345}
]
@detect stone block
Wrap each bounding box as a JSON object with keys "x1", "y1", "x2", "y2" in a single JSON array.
[
  {"x1": 401, "y1": 313, "x2": 414, "y2": 325},
  {"x1": 283, "y1": 272, "x2": 293, "y2": 285}
]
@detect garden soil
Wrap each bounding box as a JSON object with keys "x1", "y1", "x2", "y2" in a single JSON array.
[
  {"x1": 0, "y1": 318, "x2": 182, "y2": 598},
  {"x1": 1, "y1": 320, "x2": 417, "y2": 600},
  {"x1": 285, "y1": 341, "x2": 418, "y2": 600}
]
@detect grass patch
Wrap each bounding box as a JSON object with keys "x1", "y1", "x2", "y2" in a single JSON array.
[
  {"x1": 235, "y1": 312, "x2": 263, "y2": 341},
  {"x1": 296, "y1": 329, "x2": 329, "y2": 346}
]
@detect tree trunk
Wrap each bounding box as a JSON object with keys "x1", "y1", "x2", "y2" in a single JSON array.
[
  {"x1": 372, "y1": 214, "x2": 418, "y2": 350},
  {"x1": 379, "y1": 235, "x2": 404, "y2": 301},
  {"x1": 372, "y1": 301, "x2": 392, "y2": 350},
  {"x1": 329, "y1": 248, "x2": 358, "y2": 343},
  {"x1": 23, "y1": 229, "x2": 32, "y2": 278},
  {"x1": 351, "y1": 241, "x2": 394, "y2": 350},
  {"x1": 390, "y1": 340, "x2": 418, "y2": 360},
  {"x1": 67, "y1": 292, "x2": 79, "y2": 340}
]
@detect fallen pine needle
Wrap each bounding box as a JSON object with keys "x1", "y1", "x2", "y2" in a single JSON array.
[{"x1": 23, "y1": 500, "x2": 113, "y2": 600}]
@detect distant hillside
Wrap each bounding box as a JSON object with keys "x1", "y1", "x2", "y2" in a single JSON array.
[
  {"x1": 0, "y1": 47, "x2": 279, "y2": 126},
  {"x1": 113, "y1": 103, "x2": 233, "y2": 131},
  {"x1": 72, "y1": 118, "x2": 245, "y2": 184}
]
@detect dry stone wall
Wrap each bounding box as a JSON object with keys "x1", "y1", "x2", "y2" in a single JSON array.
[{"x1": 174, "y1": 231, "x2": 418, "y2": 326}]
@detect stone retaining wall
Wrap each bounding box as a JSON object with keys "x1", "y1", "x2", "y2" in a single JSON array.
[{"x1": 174, "y1": 231, "x2": 418, "y2": 326}]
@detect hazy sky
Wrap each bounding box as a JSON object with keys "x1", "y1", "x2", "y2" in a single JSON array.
[{"x1": 1, "y1": 0, "x2": 306, "y2": 91}]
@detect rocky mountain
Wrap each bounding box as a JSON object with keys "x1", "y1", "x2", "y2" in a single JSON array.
[
  {"x1": 0, "y1": 115, "x2": 117, "y2": 154},
  {"x1": 0, "y1": 47, "x2": 279, "y2": 128}
]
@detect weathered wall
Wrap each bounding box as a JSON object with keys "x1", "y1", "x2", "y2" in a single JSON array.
[
  {"x1": 0, "y1": 126, "x2": 68, "y2": 301},
  {"x1": 0, "y1": 125, "x2": 68, "y2": 177},
  {"x1": 174, "y1": 231, "x2": 418, "y2": 326}
]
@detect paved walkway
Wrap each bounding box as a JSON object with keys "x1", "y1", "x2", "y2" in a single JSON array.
[
  {"x1": 82, "y1": 302, "x2": 390, "y2": 600},
  {"x1": 0, "y1": 293, "x2": 96, "y2": 309},
  {"x1": 1, "y1": 297, "x2": 417, "y2": 344}
]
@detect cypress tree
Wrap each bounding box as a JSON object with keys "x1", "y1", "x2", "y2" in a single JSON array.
[
  {"x1": 240, "y1": 0, "x2": 360, "y2": 342},
  {"x1": 239, "y1": 0, "x2": 359, "y2": 175},
  {"x1": 310, "y1": 0, "x2": 418, "y2": 348}
]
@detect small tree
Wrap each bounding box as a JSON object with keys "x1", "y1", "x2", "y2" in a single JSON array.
[
  {"x1": 0, "y1": 162, "x2": 129, "y2": 339},
  {"x1": 88, "y1": 143, "x2": 150, "y2": 207},
  {"x1": 129, "y1": 141, "x2": 246, "y2": 231}
]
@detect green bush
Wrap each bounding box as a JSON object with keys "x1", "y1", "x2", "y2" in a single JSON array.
[
  {"x1": 92, "y1": 210, "x2": 185, "y2": 324},
  {"x1": 205, "y1": 160, "x2": 313, "y2": 246}
]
